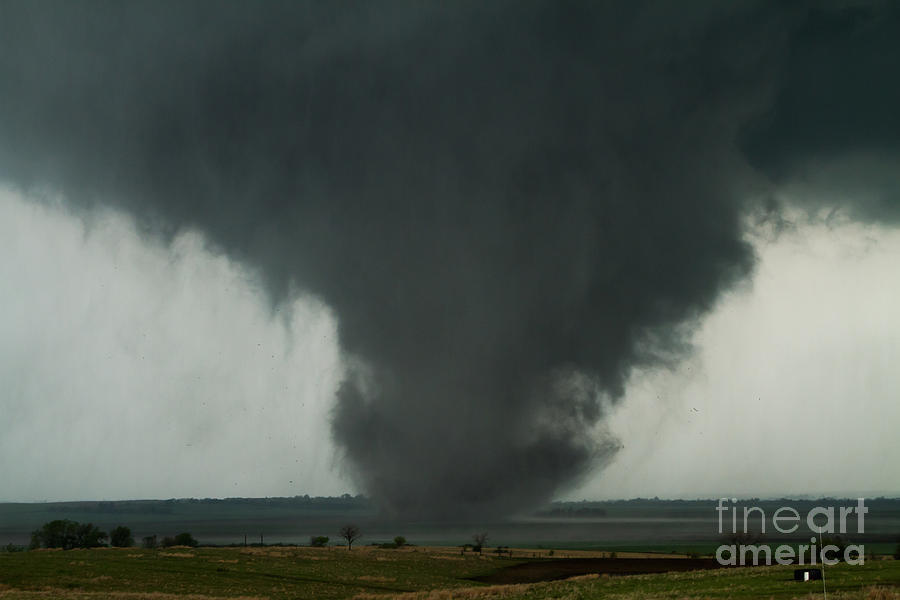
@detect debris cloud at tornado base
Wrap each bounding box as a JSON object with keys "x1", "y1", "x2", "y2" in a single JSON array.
[{"x1": 1, "y1": 1, "x2": 898, "y2": 517}]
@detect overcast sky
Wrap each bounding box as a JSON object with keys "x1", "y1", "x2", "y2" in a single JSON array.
[
  {"x1": 573, "y1": 209, "x2": 900, "y2": 501},
  {"x1": 1, "y1": 186, "x2": 345, "y2": 501},
  {"x1": 2, "y1": 184, "x2": 897, "y2": 502}
]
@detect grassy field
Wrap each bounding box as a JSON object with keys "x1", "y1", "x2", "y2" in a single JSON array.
[
  {"x1": 409, "y1": 561, "x2": 900, "y2": 600},
  {"x1": 1, "y1": 546, "x2": 899, "y2": 600},
  {"x1": 0, "y1": 546, "x2": 509, "y2": 599}
]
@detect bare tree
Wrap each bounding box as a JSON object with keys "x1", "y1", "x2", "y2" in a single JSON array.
[
  {"x1": 472, "y1": 532, "x2": 488, "y2": 553},
  {"x1": 339, "y1": 524, "x2": 362, "y2": 550}
]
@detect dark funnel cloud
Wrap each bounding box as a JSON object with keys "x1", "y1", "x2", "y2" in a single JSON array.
[{"x1": 0, "y1": 1, "x2": 896, "y2": 517}]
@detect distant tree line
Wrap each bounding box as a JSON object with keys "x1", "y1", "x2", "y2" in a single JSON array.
[
  {"x1": 139, "y1": 532, "x2": 198, "y2": 549},
  {"x1": 534, "y1": 506, "x2": 608, "y2": 518},
  {"x1": 28, "y1": 520, "x2": 197, "y2": 550},
  {"x1": 373, "y1": 536, "x2": 407, "y2": 549},
  {"x1": 47, "y1": 501, "x2": 174, "y2": 515},
  {"x1": 39, "y1": 495, "x2": 374, "y2": 516}
]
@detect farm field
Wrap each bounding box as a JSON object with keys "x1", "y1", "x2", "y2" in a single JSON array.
[
  {"x1": 1, "y1": 545, "x2": 899, "y2": 600},
  {"x1": 0, "y1": 545, "x2": 506, "y2": 599}
]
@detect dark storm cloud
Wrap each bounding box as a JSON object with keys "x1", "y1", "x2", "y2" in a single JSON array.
[
  {"x1": 740, "y1": 2, "x2": 900, "y2": 221},
  {"x1": 0, "y1": 1, "x2": 896, "y2": 517}
]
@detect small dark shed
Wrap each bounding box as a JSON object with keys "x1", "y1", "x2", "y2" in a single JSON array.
[{"x1": 794, "y1": 568, "x2": 823, "y2": 581}]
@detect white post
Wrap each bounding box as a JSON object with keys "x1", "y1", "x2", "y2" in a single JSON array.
[{"x1": 819, "y1": 530, "x2": 827, "y2": 600}]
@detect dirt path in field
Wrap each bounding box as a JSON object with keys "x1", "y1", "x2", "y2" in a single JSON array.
[{"x1": 470, "y1": 557, "x2": 725, "y2": 584}]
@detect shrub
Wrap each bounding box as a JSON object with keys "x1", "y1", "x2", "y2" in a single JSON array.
[
  {"x1": 309, "y1": 536, "x2": 329, "y2": 547},
  {"x1": 173, "y1": 532, "x2": 199, "y2": 547},
  {"x1": 110, "y1": 526, "x2": 134, "y2": 548},
  {"x1": 30, "y1": 520, "x2": 107, "y2": 550},
  {"x1": 142, "y1": 535, "x2": 158, "y2": 549}
]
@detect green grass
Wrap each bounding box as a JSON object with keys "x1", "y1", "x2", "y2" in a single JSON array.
[
  {"x1": 453, "y1": 561, "x2": 900, "y2": 600},
  {"x1": 0, "y1": 546, "x2": 514, "y2": 599},
  {"x1": 0, "y1": 546, "x2": 898, "y2": 600},
  {"x1": 357, "y1": 560, "x2": 900, "y2": 600}
]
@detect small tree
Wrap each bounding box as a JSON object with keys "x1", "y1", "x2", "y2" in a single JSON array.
[
  {"x1": 30, "y1": 520, "x2": 107, "y2": 550},
  {"x1": 393, "y1": 536, "x2": 406, "y2": 548},
  {"x1": 75, "y1": 522, "x2": 108, "y2": 548},
  {"x1": 110, "y1": 526, "x2": 134, "y2": 548},
  {"x1": 472, "y1": 532, "x2": 488, "y2": 554},
  {"x1": 339, "y1": 524, "x2": 361, "y2": 550},
  {"x1": 309, "y1": 536, "x2": 329, "y2": 547},
  {"x1": 142, "y1": 535, "x2": 158, "y2": 549},
  {"x1": 30, "y1": 520, "x2": 75, "y2": 549},
  {"x1": 173, "y1": 532, "x2": 199, "y2": 547}
]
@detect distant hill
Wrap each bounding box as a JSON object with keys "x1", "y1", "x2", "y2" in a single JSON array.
[{"x1": 3, "y1": 496, "x2": 898, "y2": 550}]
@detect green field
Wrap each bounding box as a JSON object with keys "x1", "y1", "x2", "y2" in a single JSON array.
[
  {"x1": 1, "y1": 546, "x2": 899, "y2": 600},
  {"x1": 0, "y1": 546, "x2": 508, "y2": 599},
  {"x1": 460, "y1": 562, "x2": 900, "y2": 600}
]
